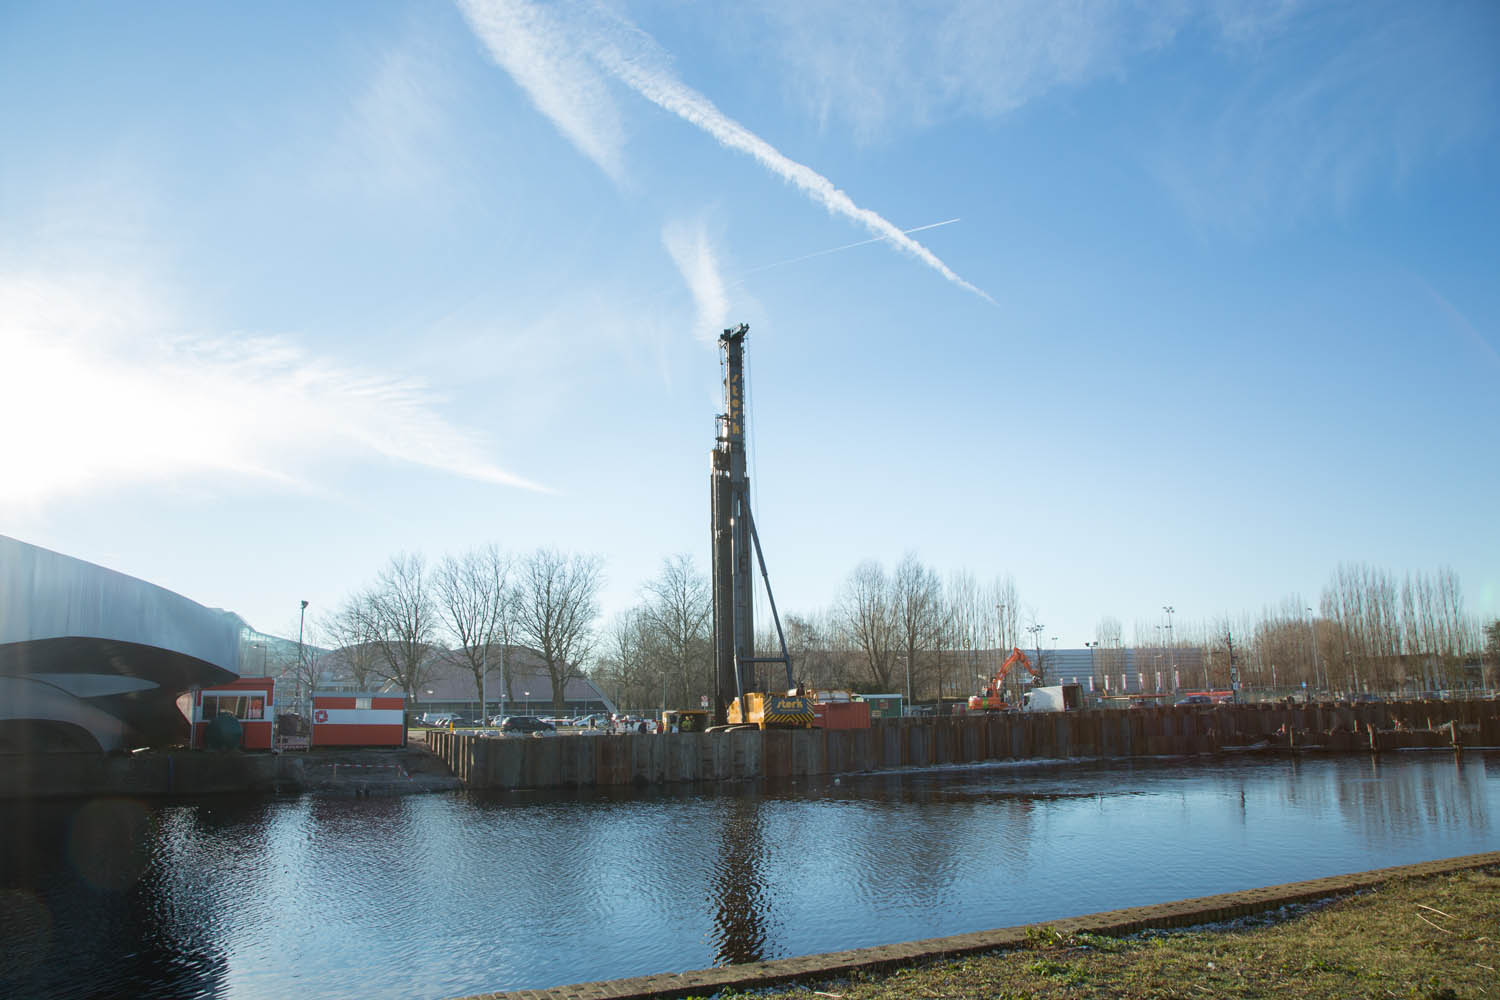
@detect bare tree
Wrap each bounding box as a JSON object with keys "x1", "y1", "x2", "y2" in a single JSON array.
[
  {"x1": 360, "y1": 553, "x2": 440, "y2": 706},
  {"x1": 1094, "y1": 615, "x2": 1126, "y2": 689},
  {"x1": 944, "y1": 570, "x2": 984, "y2": 708},
  {"x1": 1483, "y1": 619, "x2": 1500, "y2": 692},
  {"x1": 640, "y1": 554, "x2": 713, "y2": 710},
  {"x1": 322, "y1": 597, "x2": 383, "y2": 691},
  {"x1": 591, "y1": 608, "x2": 654, "y2": 711},
  {"x1": 992, "y1": 576, "x2": 1020, "y2": 652},
  {"x1": 836, "y1": 560, "x2": 900, "y2": 691},
  {"x1": 979, "y1": 575, "x2": 1019, "y2": 697},
  {"x1": 435, "y1": 545, "x2": 512, "y2": 716},
  {"x1": 892, "y1": 553, "x2": 944, "y2": 705},
  {"x1": 514, "y1": 548, "x2": 603, "y2": 713},
  {"x1": 783, "y1": 612, "x2": 852, "y2": 691},
  {"x1": 260, "y1": 618, "x2": 319, "y2": 711},
  {"x1": 1320, "y1": 562, "x2": 1474, "y2": 695}
]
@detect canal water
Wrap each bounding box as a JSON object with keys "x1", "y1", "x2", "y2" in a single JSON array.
[{"x1": 3, "y1": 752, "x2": 1498, "y2": 999}]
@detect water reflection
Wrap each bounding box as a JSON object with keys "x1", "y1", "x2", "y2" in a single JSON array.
[
  {"x1": 1, "y1": 753, "x2": 1496, "y2": 1000},
  {"x1": 709, "y1": 796, "x2": 771, "y2": 964},
  {"x1": 0, "y1": 797, "x2": 232, "y2": 1000}
]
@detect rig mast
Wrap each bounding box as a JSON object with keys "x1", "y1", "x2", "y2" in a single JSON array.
[{"x1": 710, "y1": 324, "x2": 794, "y2": 725}]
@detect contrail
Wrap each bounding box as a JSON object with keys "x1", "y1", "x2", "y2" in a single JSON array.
[
  {"x1": 737, "y1": 219, "x2": 962, "y2": 279},
  {"x1": 596, "y1": 51, "x2": 994, "y2": 304},
  {"x1": 457, "y1": 0, "x2": 993, "y2": 305}
]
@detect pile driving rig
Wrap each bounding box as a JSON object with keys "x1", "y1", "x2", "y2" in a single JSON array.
[{"x1": 710, "y1": 325, "x2": 814, "y2": 730}]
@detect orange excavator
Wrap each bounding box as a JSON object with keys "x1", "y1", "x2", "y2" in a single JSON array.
[{"x1": 968, "y1": 647, "x2": 1043, "y2": 712}]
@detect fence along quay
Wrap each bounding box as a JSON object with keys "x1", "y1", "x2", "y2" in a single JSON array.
[{"x1": 426, "y1": 698, "x2": 1500, "y2": 790}]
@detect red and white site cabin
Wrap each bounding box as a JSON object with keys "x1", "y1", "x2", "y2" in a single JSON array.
[
  {"x1": 310, "y1": 691, "x2": 405, "y2": 747},
  {"x1": 190, "y1": 676, "x2": 275, "y2": 750}
]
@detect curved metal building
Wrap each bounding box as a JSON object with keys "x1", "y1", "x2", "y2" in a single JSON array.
[{"x1": 0, "y1": 535, "x2": 242, "y2": 752}]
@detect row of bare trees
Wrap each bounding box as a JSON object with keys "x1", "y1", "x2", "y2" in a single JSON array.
[
  {"x1": 291, "y1": 546, "x2": 1492, "y2": 713},
  {"x1": 590, "y1": 552, "x2": 1036, "y2": 712},
  {"x1": 591, "y1": 556, "x2": 713, "y2": 711},
  {"x1": 316, "y1": 547, "x2": 602, "y2": 711},
  {"x1": 1116, "y1": 564, "x2": 1492, "y2": 695},
  {"x1": 826, "y1": 555, "x2": 1026, "y2": 702}
]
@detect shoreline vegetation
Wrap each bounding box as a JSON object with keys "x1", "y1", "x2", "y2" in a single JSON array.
[{"x1": 694, "y1": 867, "x2": 1499, "y2": 1000}]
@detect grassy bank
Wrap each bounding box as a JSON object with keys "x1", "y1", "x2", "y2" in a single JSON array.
[{"x1": 722, "y1": 866, "x2": 1498, "y2": 1000}]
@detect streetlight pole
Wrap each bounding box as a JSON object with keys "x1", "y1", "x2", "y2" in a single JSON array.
[
  {"x1": 1162, "y1": 605, "x2": 1176, "y2": 688},
  {"x1": 499, "y1": 644, "x2": 507, "y2": 721},
  {"x1": 1084, "y1": 641, "x2": 1099, "y2": 694},
  {"x1": 1027, "y1": 624, "x2": 1045, "y2": 686},
  {"x1": 992, "y1": 603, "x2": 1005, "y2": 704},
  {"x1": 903, "y1": 652, "x2": 911, "y2": 710},
  {"x1": 1225, "y1": 629, "x2": 1238, "y2": 700},
  {"x1": 298, "y1": 600, "x2": 309, "y2": 714},
  {"x1": 1155, "y1": 624, "x2": 1165, "y2": 687},
  {"x1": 1306, "y1": 607, "x2": 1322, "y2": 699}
]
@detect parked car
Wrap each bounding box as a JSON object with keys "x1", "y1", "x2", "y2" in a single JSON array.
[
  {"x1": 420, "y1": 712, "x2": 460, "y2": 727},
  {"x1": 1175, "y1": 695, "x2": 1213, "y2": 707},
  {"x1": 499, "y1": 716, "x2": 556, "y2": 734}
]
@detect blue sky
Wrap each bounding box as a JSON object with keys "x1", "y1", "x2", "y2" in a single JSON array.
[{"x1": 3, "y1": 0, "x2": 1497, "y2": 648}]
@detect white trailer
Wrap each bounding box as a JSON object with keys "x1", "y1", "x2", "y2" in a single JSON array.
[{"x1": 1021, "y1": 683, "x2": 1084, "y2": 712}]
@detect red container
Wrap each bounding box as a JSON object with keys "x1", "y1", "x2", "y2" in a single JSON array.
[
  {"x1": 192, "y1": 677, "x2": 275, "y2": 749},
  {"x1": 813, "y1": 700, "x2": 871, "y2": 730},
  {"x1": 311, "y1": 693, "x2": 406, "y2": 747}
]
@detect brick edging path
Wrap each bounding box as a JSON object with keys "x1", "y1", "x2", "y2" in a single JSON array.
[{"x1": 453, "y1": 851, "x2": 1500, "y2": 1000}]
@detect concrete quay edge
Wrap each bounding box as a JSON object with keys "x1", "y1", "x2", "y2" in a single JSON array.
[{"x1": 454, "y1": 851, "x2": 1500, "y2": 1000}]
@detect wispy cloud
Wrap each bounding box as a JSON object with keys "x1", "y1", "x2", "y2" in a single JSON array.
[
  {"x1": 737, "y1": 218, "x2": 960, "y2": 279},
  {"x1": 662, "y1": 219, "x2": 729, "y2": 342},
  {"x1": 751, "y1": 0, "x2": 1190, "y2": 140},
  {"x1": 0, "y1": 273, "x2": 546, "y2": 508},
  {"x1": 457, "y1": 0, "x2": 991, "y2": 303},
  {"x1": 721, "y1": 1, "x2": 1495, "y2": 232},
  {"x1": 456, "y1": 0, "x2": 627, "y2": 183},
  {"x1": 1416, "y1": 277, "x2": 1500, "y2": 374},
  {"x1": 1148, "y1": 2, "x2": 1499, "y2": 233},
  {"x1": 337, "y1": 38, "x2": 454, "y2": 195}
]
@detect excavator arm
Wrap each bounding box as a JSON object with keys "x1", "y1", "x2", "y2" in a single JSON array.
[
  {"x1": 970, "y1": 647, "x2": 1042, "y2": 711},
  {"x1": 979, "y1": 646, "x2": 1041, "y2": 693},
  {"x1": 996, "y1": 646, "x2": 1041, "y2": 685}
]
